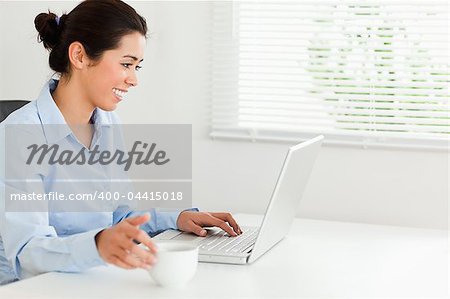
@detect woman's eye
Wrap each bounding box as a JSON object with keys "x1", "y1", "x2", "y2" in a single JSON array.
[{"x1": 122, "y1": 64, "x2": 142, "y2": 71}]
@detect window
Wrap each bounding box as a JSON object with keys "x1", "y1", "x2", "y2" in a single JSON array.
[{"x1": 210, "y1": 0, "x2": 449, "y2": 149}]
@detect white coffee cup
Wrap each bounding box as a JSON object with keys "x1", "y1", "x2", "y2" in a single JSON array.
[{"x1": 148, "y1": 241, "x2": 199, "y2": 288}]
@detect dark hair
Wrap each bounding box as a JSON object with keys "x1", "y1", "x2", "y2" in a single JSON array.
[{"x1": 34, "y1": 0, "x2": 147, "y2": 75}]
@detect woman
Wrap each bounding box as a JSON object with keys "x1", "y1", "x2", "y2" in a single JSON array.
[{"x1": 0, "y1": 0, "x2": 240, "y2": 284}]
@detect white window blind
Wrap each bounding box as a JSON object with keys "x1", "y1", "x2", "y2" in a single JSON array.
[{"x1": 210, "y1": 0, "x2": 449, "y2": 150}]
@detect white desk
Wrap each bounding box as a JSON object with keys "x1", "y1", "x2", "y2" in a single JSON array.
[{"x1": 0, "y1": 214, "x2": 447, "y2": 298}]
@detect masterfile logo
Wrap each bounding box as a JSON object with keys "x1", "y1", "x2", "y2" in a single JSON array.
[{"x1": 26, "y1": 141, "x2": 170, "y2": 171}]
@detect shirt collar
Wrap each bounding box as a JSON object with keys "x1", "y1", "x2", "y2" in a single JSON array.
[{"x1": 36, "y1": 79, "x2": 112, "y2": 145}]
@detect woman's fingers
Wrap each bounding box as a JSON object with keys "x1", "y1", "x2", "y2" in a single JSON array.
[
  {"x1": 117, "y1": 236, "x2": 155, "y2": 265},
  {"x1": 122, "y1": 250, "x2": 150, "y2": 269},
  {"x1": 129, "y1": 243, "x2": 157, "y2": 266},
  {"x1": 120, "y1": 222, "x2": 157, "y2": 254},
  {"x1": 205, "y1": 214, "x2": 237, "y2": 236},
  {"x1": 177, "y1": 211, "x2": 242, "y2": 237},
  {"x1": 210, "y1": 212, "x2": 242, "y2": 235},
  {"x1": 122, "y1": 214, "x2": 158, "y2": 254},
  {"x1": 95, "y1": 214, "x2": 158, "y2": 270},
  {"x1": 125, "y1": 213, "x2": 150, "y2": 226},
  {"x1": 185, "y1": 220, "x2": 208, "y2": 236},
  {"x1": 109, "y1": 255, "x2": 134, "y2": 269},
  {"x1": 112, "y1": 241, "x2": 155, "y2": 269}
]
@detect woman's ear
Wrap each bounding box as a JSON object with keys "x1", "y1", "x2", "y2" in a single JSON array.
[{"x1": 67, "y1": 42, "x2": 87, "y2": 70}]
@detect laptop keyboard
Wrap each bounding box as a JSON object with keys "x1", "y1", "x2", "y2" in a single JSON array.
[{"x1": 198, "y1": 227, "x2": 259, "y2": 253}]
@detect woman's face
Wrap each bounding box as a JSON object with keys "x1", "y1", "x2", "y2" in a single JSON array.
[{"x1": 82, "y1": 32, "x2": 146, "y2": 111}]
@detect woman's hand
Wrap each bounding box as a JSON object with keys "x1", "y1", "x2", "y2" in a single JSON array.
[
  {"x1": 177, "y1": 211, "x2": 242, "y2": 237},
  {"x1": 95, "y1": 213, "x2": 157, "y2": 270}
]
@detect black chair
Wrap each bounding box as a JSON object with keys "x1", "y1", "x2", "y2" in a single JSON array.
[{"x1": 0, "y1": 100, "x2": 30, "y2": 123}]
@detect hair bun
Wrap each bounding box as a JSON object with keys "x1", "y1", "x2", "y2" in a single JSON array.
[{"x1": 34, "y1": 11, "x2": 61, "y2": 50}]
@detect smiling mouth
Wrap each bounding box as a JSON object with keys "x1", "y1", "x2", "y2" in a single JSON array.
[{"x1": 113, "y1": 88, "x2": 126, "y2": 99}]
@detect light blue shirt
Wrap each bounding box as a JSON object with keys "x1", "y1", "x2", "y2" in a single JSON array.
[{"x1": 0, "y1": 79, "x2": 191, "y2": 284}]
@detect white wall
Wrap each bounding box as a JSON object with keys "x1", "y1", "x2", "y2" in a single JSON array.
[{"x1": 0, "y1": 1, "x2": 448, "y2": 229}]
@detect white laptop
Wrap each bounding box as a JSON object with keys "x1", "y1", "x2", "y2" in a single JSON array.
[{"x1": 153, "y1": 135, "x2": 324, "y2": 264}]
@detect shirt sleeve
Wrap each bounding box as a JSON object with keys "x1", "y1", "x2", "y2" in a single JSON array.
[
  {"x1": 1, "y1": 211, "x2": 105, "y2": 279},
  {"x1": 0, "y1": 126, "x2": 105, "y2": 279},
  {"x1": 113, "y1": 206, "x2": 199, "y2": 237}
]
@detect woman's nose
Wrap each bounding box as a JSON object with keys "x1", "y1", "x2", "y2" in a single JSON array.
[{"x1": 126, "y1": 71, "x2": 138, "y2": 87}]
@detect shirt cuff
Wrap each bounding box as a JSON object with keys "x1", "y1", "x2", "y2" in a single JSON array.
[
  {"x1": 68, "y1": 228, "x2": 106, "y2": 270},
  {"x1": 156, "y1": 207, "x2": 199, "y2": 230}
]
